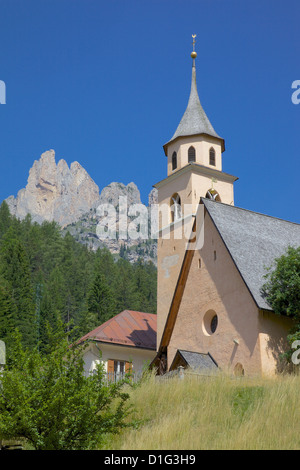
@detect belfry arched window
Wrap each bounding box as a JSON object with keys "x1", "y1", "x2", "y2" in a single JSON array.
[
  {"x1": 188, "y1": 146, "x2": 196, "y2": 163},
  {"x1": 209, "y1": 147, "x2": 216, "y2": 166},
  {"x1": 170, "y1": 193, "x2": 181, "y2": 223},
  {"x1": 172, "y1": 152, "x2": 177, "y2": 171},
  {"x1": 206, "y1": 189, "x2": 221, "y2": 202}
]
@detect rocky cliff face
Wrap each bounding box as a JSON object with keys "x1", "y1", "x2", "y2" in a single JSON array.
[
  {"x1": 6, "y1": 150, "x2": 100, "y2": 227},
  {"x1": 98, "y1": 181, "x2": 142, "y2": 207},
  {"x1": 63, "y1": 182, "x2": 158, "y2": 264},
  {"x1": 5, "y1": 150, "x2": 158, "y2": 264}
]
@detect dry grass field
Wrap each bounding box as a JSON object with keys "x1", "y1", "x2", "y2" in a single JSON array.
[{"x1": 103, "y1": 370, "x2": 300, "y2": 450}]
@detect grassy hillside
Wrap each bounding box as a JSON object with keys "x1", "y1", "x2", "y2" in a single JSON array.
[{"x1": 104, "y1": 371, "x2": 300, "y2": 450}]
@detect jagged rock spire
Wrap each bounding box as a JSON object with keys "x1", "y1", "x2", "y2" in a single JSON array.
[{"x1": 164, "y1": 40, "x2": 225, "y2": 154}]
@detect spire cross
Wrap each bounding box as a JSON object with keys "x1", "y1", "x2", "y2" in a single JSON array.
[
  {"x1": 191, "y1": 35, "x2": 197, "y2": 63},
  {"x1": 211, "y1": 177, "x2": 217, "y2": 189},
  {"x1": 192, "y1": 34, "x2": 196, "y2": 52}
]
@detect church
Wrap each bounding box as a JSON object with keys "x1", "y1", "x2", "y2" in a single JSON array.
[{"x1": 152, "y1": 38, "x2": 300, "y2": 376}]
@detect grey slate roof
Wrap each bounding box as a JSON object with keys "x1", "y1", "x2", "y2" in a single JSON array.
[
  {"x1": 202, "y1": 198, "x2": 300, "y2": 310},
  {"x1": 176, "y1": 350, "x2": 218, "y2": 372},
  {"x1": 164, "y1": 62, "x2": 224, "y2": 150}
]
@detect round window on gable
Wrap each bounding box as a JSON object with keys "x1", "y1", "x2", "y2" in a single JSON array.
[
  {"x1": 202, "y1": 310, "x2": 218, "y2": 336},
  {"x1": 210, "y1": 314, "x2": 218, "y2": 333}
]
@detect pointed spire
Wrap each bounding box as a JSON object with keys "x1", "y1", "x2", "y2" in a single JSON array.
[{"x1": 163, "y1": 37, "x2": 225, "y2": 154}]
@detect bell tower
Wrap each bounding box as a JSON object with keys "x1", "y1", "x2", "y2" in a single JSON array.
[{"x1": 155, "y1": 36, "x2": 238, "y2": 350}]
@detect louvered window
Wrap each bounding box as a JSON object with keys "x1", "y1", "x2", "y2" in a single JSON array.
[
  {"x1": 188, "y1": 146, "x2": 196, "y2": 163},
  {"x1": 172, "y1": 151, "x2": 177, "y2": 170},
  {"x1": 209, "y1": 147, "x2": 216, "y2": 166}
]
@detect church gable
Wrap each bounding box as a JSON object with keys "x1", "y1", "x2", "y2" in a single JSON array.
[
  {"x1": 202, "y1": 198, "x2": 300, "y2": 311},
  {"x1": 167, "y1": 208, "x2": 263, "y2": 375}
]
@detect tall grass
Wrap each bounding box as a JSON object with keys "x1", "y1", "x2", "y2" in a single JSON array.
[{"x1": 103, "y1": 371, "x2": 300, "y2": 450}]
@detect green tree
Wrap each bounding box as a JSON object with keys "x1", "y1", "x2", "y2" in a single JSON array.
[
  {"x1": 0, "y1": 228, "x2": 36, "y2": 350},
  {"x1": 0, "y1": 327, "x2": 132, "y2": 450},
  {"x1": 114, "y1": 258, "x2": 140, "y2": 312},
  {"x1": 119, "y1": 243, "x2": 126, "y2": 259},
  {"x1": 133, "y1": 259, "x2": 157, "y2": 313},
  {"x1": 87, "y1": 271, "x2": 116, "y2": 324},
  {"x1": 0, "y1": 208, "x2": 157, "y2": 349},
  {"x1": 0, "y1": 276, "x2": 16, "y2": 350},
  {"x1": 262, "y1": 246, "x2": 300, "y2": 358},
  {"x1": 0, "y1": 201, "x2": 12, "y2": 238},
  {"x1": 93, "y1": 247, "x2": 116, "y2": 285}
]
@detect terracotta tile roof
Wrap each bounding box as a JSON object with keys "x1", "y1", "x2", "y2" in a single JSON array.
[{"x1": 79, "y1": 310, "x2": 157, "y2": 350}]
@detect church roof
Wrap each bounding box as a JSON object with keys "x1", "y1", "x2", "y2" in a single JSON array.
[
  {"x1": 163, "y1": 59, "x2": 225, "y2": 154},
  {"x1": 203, "y1": 198, "x2": 300, "y2": 311},
  {"x1": 79, "y1": 310, "x2": 157, "y2": 350}
]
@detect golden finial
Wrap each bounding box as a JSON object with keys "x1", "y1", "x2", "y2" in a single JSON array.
[{"x1": 191, "y1": 34, "x2": 197, "y2": 59}]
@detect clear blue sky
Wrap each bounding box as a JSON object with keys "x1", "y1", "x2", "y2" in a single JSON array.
[{"x1": 0, "y1": 0, "x2": 299, "y2": 223}]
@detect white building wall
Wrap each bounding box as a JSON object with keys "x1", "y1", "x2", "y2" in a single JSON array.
[{"x1": 82, "y1": 342, "x2": 156, "y2": 377}]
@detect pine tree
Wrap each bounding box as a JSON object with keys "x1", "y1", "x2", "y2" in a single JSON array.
[
  {"x1": 87, "y1": 272, "x2": 116, "y2": 326},
  {"x1": 0, "y1": 209, "x2": 157, "y2": 349},
  {"x1": 119, "y1": 243, "x2": 126, "y2": 259},
  {"x1": 114, "y1": 258, "x2": 140, "y2": 312},
  {"x1": 131, "y1": 259, "x2": 157, "y2": 313},
  {"x1": 0, "y1": 228, "x2": 36, "y2": 349},
  {"x1": 0, "y1": 276, "x2": 16, "y2": 352},
  {"x1": 0, "y1": 201, "x2": 12, "y2": 239},
  {"x1": 93, "y1": 248, "x2": 116, "y2": 285}
]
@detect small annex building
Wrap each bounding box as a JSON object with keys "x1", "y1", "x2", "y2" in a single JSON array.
[
  {"x1": 79, "y1": 310, "x2": 157, "y2": 379},
  {"x1": 169, "y1": 350, "x2": 218, "y2": 375}
]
